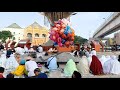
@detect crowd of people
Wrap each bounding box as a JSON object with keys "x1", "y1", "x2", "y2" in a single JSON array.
[
  {"x1": 0, "y1": 42, "x2": 120, "y2": 78},
  {"x1": 0, "y1": 43, "x2": 49, "y2": 78},
  {"x1": 65, "y1": 46, "x2": 120, "y2": 77}
]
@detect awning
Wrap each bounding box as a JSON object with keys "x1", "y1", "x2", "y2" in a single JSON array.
[{"x1": 18, "y1": 40, "x2": 30, "y2": 44}]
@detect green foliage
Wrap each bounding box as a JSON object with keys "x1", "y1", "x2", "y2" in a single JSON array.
[
  {"x1": 0, "y1": 31, "x2": 13, "y2": 43},
  {"x1": 74, "y1": 35, "x2": 88, "y2": 45}
]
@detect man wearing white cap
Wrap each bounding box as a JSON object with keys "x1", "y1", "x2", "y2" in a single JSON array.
[{"x1": 25, "y1": 54, "x2": 38, "y2": 77}]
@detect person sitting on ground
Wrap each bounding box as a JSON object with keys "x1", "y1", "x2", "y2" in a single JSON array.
[
  {"x1": 99, "y1": 55, "x2": 108, "y2": 67},
  {"x1": 28, "y1": 47, "x2": 36, "y2": 53},
  {"x1": 103, "y1": 55, "x2": 120, "y2": 75},
  {"x1": 47, "y1": 45, "x2": 58, "y2": 53},
  {"x1": 0, "y1": 67, "x2": 5, "y2": 78},
  {"x1": 34, "y1": 68, "x2": 48, "y2": 78},
  {"x1": 70, "y1": 50, "x2": 74, "y2": 56},
  {"x1": 6, "y1": 73, "x2": 14, "y2": 78},
  {"x1": 11, "y1": 60, "x2": 26, "y2": 78},
  {"x1": 15, "y1": 45, "x2": 25, "y2": 55},
  {"x1": 44, "y1": 52, "x2": 48, "y2": 56},
  {"x1": 25, "y1": 54, "x2": 38, "y2": 77},
  {"x1": 64, "y1": 59, "x2": 78, "y2": 77},
  {"x1": 0, "y1": 51, "x2": 6, "y2": 68},
  {"x1": 46, "y1": 56, "x2": 58, "y2": 71},
  {"x1": 72, "y1": 71, "x2": 81, "y2": 78},
  {"x1": 6, "y1": 48, "x2": 13, "y2": 58},
  {"x1": 14, "y1": 53, "x2": 21, "y2": 64},
  {"x1": 4, "y1": 51, "x2": 19, "y2": 73},
  {"x1": 90, "y1": 55, "x2": 103, "y2": 75},
  {"x1": 74, "y1": 49, "x2": 79, "y2": 57},
  {"x1": 38, "y1": 45, "x2": 43, "y2": 53},
  {"x1": 76, "y1": 51, "x2": 90, "y2": 76}
]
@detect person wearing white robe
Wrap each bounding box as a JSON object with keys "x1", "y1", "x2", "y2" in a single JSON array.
[
  {"x1": 4, "y1": 54, "x2": 19, "y2": 76},
  {"x1": 38, "y1": 45, "x2": 43, "y2": 53},
  {"x1": 15, "y1": 46, "x2": 25, "y2": 55},
  {"x1": 0, "y1": 53, "x2": 6, "y2": 68},
  {"x1": 99, "y1": 55, "x2": 107, "y2": 67},
  {"x1": 76, "y1": 55, "x2": 90, "y2": 76},
  {"x1": 47, "y1": 56, "x2": 58, "y2": 71},
  {"x1": 24, "y1": 45, "x2": 28, "y2": 53},
  {"x1": 103, "y1": 55, "x2": 111, "y2": 74},
  {"x1": 103, "y1": 55, "x2": 120, "y2": 75},
  {"x1": 105, "y1": 55, "x2": 111, "y2": 61},
  {"x1": 110, "y1": 55, "x2": 120, "y2": 74},
  {"x1": 87, "y1": 56, "x2": 92, "y2": 67},
  {"x1": 25, "y1": 56, "x2": 38, "y2": 77}
]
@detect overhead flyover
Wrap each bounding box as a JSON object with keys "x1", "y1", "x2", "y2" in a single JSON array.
[
  {"x1": 40, "y1": 12, "x2": 76, "y2": 26},
  {"x1": 93, "y1": 12, "x2": 120, "y2": 39}
]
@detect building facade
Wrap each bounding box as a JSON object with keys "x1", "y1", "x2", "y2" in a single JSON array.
[
  {"x1": 2, "y1": 23, "x2": 24, "y2": 43},
  {"x1": 24, "y1": 22, "x2": 49, "y2": 46}
]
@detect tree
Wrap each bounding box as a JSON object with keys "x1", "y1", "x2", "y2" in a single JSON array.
[
  {"x1": 74, "y1": 35, "x2": 88, "y2": 45},
  {"x1": 0, "y1": 31, "x2": 13, "y2": 43}
]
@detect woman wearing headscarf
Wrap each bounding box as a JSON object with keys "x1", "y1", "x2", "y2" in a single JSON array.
[
  {"x1": 103, "y1": 55, "x2": 112, "y2": 74},
  {"x1": 99, "y1": 55, "x2": 108, "y2": 67},
  {"x1": 90, "y1": 55, "x2": 103, "y2": 75},
  {"x1": 76, "y1": 51, "x2": 90, "y2": 76},
  {"x1": 103, "y1": 55, "x2": 120, "y2": 75},
  {"x1": 64, "y1": 59, "x2": 78, "y2": 77}
]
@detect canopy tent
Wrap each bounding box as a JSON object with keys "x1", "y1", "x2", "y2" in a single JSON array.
[{"x1": 17, "y1": 39, "x2": 31, "y2": 49}]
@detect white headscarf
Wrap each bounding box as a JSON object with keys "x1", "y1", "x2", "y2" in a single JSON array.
[
  {"x1": 105, "y1": 55, "x2": 111, "y2": 61},
  {"x1": 99, "y1": 55, "x2": 107, "y2": 66},
  {"x1": 110, "y1": 55, "x2": 117, "y2": 60}
]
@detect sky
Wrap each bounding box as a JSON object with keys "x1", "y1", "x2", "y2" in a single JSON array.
[{"x1": 0, "y1": 12, "x2": 114, "y2": 39}]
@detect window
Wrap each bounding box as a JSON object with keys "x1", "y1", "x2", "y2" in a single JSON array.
[
  {"x1": 42, "y1": 34, "x2": 46, "y2": 38},
  {"x1": 35, "y1": 33, "x2": 39, "y2": 37},
  {"x1": 27, "y1": 33, "x2": 32, "y2": 38},
  {"x1": 27, "y1": 33, "x2": 32, "y2": 42}
]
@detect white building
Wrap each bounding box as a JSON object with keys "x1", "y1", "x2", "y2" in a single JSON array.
[{"x1": 1, "y1": 23, "x2": 24, "y2": 43}]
